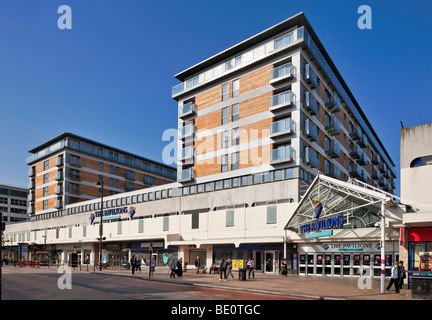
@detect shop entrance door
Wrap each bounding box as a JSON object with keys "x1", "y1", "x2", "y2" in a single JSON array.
[{"x1": 264, "y1": 251, "x2": 278, "y2": 273}]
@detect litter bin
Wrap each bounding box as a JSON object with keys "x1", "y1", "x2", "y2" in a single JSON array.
[
  {"x1": 239, "y1": 268, "x2": 247, "y2": 281},
  {"x1": 411, "y1": 276, "x2": 432, "y2": 299}
]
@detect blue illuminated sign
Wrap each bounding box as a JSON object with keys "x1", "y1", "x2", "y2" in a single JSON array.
[{"x1": 299, "y1": 215, "x2": 344, "y2": 234}]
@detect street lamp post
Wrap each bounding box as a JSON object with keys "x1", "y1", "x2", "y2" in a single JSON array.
[{"x1": 95, "y1": 180, "x2": 104, "y2": 271}]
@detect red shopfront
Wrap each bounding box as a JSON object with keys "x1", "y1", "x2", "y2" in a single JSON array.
[{"x1": 408, "y1": 227, "x2": 432, "y2": 271}]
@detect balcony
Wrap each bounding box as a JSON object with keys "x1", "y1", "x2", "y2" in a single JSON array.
[
  {"x1": 178, "y1": 167, "x2": 194, "y2": 183},
  {"x1": 303, "y1": 119, "x2": 319, "y2": 142},
  {"x1": 271, "y1": 145, "x2": 296, "y2": 164},
  {"x1": 304, "y1": 64, "x2": 318, "y2": 89},
  {"x1": 371, "y1": 168, "x2": 380, "y2": 180},
  {"x1": 54, "y1": 199, "x2": 63, "y2": 209},
  {"x1": 379, "y1": 162, "x2": 387, "y2": 173},
  {"x1": 303, "y1": 147, "x2": 318, "y2": 168},
  {"x1": 270, "y1": 90, "x2": 295, "y2": 112},
  {"x1": 357, "y1": 153, "x2": 367, "y2": 165},
  {"x1": 54, "y1": 185, "x2": 62, "y2": 195},
  {"x1": 180, "y1": 124, "x2": 195, "y2": 140},
  {"x1": 55, "y1": 171, "x2": 63, "y2": 181},
  {"x1": 383, "y1": 169, "x2": 390, "y2": 179},
  {"x1": 28, "y1": 180, "x2": 35, "y2": 189},
  {"x1": 358, "y1": 134, "x2": 367, "y2": 148},
  {"x1": 324, "y1": 138, "x2": 340, "y2": 159},
  {"x1": 55, "y1": 157, "x2": 63, "y2": 167},
  {"x1": 325, "y1": 92, "x2": 341, "y2": 114},
  {"x1": 303, "y1": 91, "x2": 319, "y2": 115},
  {"x1": 179, "y1": 102, "x2": 196, "y2": 119},
  {"x1": 325, "y1": 114, "x2": 340, "y2": 136},
  {"x1": 270, "y1": 63, "x2": 296, "y2": 85},
  {"x1": 349, "y1": 143, "x2": 361, "y2": 159},
  {"x1": 28, "y1": 193, "x2": 34, "y2": 202},
  {"x1": 28, "y1": 167, "x2": 35, "y2": 177},
  {"x1": 349, "y1": 124, "x2": 362, "y2": 141},
  {"x1": 371, "y1": 154, "x2": 380, "y2": 165},
  {"x1": 181, "y1": 146, "x2": 194, "y2": 162},
  {"x1": 270, "y1": 118, "x2": 296, "y2": 139},
  {"x1": 349, "y1": 163, "x2": 362, "y2": 178}
]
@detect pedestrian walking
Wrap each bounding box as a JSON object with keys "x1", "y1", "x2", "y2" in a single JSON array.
[
  {"x1": 130, "y1": 255, "x2": 137, "y2": 275},
  {"x1": 386, "y1": 261, "x2": 400, "y2": 293},
  {"x1": 226, "y1": 256, "x2": 234, "y2": 279},
  {"x1": 176, "y1": 257, "x2": 183, "y2": 277},
  {"x1": 219, "y1": 258, "x2": 227, "y2": 281},
  {"x1": 281, "y1": 258, "x2": 288, "y2": 276},
  {"x1": 247, "y1": 258, "x2": 255, "y2": 279},
  {"x1": 399, "y1": 261, "x2": 406, "y2": 289},
  {"x1": 195, "y1": 256, "x2": 200, "y2": 274},
  {"x1": 150, "y1": 255, "x2": 156, "y2": 275},
  {"x1": 169, "y1": 257, "x2": 176, "y2": 278},
  {"x1": 136, "y1": 257, "x2": 141, "y2": 272}
]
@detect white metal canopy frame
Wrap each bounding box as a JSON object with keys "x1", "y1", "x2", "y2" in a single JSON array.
[{"x1": 285, "y1": 174, "x2": 397, "y2": 294}]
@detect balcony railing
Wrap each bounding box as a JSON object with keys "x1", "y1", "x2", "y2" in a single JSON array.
[
  {"x1": 349, "y1": 143, "x2": 361, "y2": 159},
  {"x1": 179, "y1": 102, "x2": 196, "y2": 118},
  {"x1": 304, "y1": 64, "x2": 318, "y2": 89},
  {"x1": 325, "y1": 114, "x2": 340, "y2": 136},
  {"x1": 325, "y1": 165, "x2": 341, "y2": 179},
  {"x1": 271, "y1": 145, "x2": 296, "y2": 164},
  {"x1": 304, "y1": 147, "x2": 318, "y2": 168},
  {"x1": 349, "y1": 163, "x2": 362, "y2": 178},
  {"x1": 270, "y1": 63, "x2": 296, "y2": 84},
  {"x1": 178, "y1": 168, "x2": 194, "y2": 183},
  {"x1": 349, "y1": 124, "x2": 362, "y2": 141},
  {"x1": 270, "y1": 118, "x2": 296, "y2": 137},
  {"x1": 181, "y1": 146, "x2": 194, "y2": 161},
  {"x1": 303, "y1": 91, "x2": 319, "y2": 115},
  {"x1": 180, "y1": 124, "x2": 195, "y2": 139},
  {"x1": 325, "y1": 92, "x2": 341, "y2": 113},
  {"x1": 270, "y1": 90, "x2": 295, "y2": 111},
  {"x1": 303, "y1": 119, "x2": 319, "y2": 142},
  {"x1": 324, "y1": 138, "x2": 340, "y2": 159}
]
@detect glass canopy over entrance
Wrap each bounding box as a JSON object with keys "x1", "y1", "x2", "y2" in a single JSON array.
[{"x1": 285, "y1": 174, "x2": 393, "y2": 234}]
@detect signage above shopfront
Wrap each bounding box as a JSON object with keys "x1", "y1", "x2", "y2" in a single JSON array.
[
  {"x1": 299, "y1": 214, "x2": 344, "y2": 234},
  {"x1": 90, "y1": 206, "x2": 136, "y2": 224}
]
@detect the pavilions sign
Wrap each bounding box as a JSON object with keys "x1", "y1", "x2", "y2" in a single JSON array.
[
  {"x1": 90, "y1": 206, "x2": 136, "y2": 224},
  {"x1": 299, "y1": 214, "x2": 345, "y2": 234}
]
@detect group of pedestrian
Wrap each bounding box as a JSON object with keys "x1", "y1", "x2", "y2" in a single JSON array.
[
  {"x1": 169, "y1": 257, "x2": 183, "y2": 278},
  {"x1": 219, "y1": 256, "x2": 235, "y2": 281},
  {"x1": 130, "y1": 255, "x2": 157, "y2": 276},
  {"x1": 386, "y1": 260, "x2": 406, "y2": 293}
]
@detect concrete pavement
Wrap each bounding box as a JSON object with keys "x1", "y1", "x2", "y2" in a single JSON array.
[{"x1": 92, "y1": 266, "x2": 416, "y2": 300}]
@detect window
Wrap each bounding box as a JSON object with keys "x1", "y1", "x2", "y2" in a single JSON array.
[
  {"x1": 232, "y1": 79, "x2": 239, "y2": 97},
  {"x1": 222, "y1": 83, "x2": 229, "y2": 101},
  {"x1": 241, "y1": 176, "x2": 249, "y2": 186},
  {"x1": 163, "y1": 216, "x2": 169, "y2": 231},
  {"x1": 231, "y1": 152, "x2": 239, "y2": 170},
  {"x1": 125, "y1": 169, "x2": 134, "y2": 180},
  {"x1": 223, "y1": 179, "x2": 230, "y2": 189},
  {"x1": 125, "y1": 181, "x2": 134, "y2": 192},
  {"x1": 285, "y1": 168, "x2": 293, "y2": 179},
  {"x1": 231, "y1": 127, "x2": 239, "y2": 146},
  {"x1": 192, "y1": 212, "x2": 199, "y2": 229},
  {"x1": 222, "y1": 130, "x2": 229, "y2": 148},
  {"x1": 197, "y1": 184, "x2": 204, "y2": 193},
  {"x1": 110, "y1": 165, "x2": 114, "y2": 174},
  {"x1": 138, "y1": 219, "x2": 144, "y2": 233},
  {"x1": 263, "y1": 172, "x2": 271, "y2": 182},
  {"x1": 225, "y1": 55, "x2": 242, "y2": 71},
  {"x1": 221, "y1": 154, "x2": 228, "y2": 172},
  {"x1": 43, "y1": 187, "x2": 48, "y2": 197},
  {"x1": 43, "y1": 174, "x2": 48, "y2": 184},
  {"x1": 205, "y1": 182, "x2": 212, "y2": 192},
  {"x1": 222, "y1": 107, "x2": 229, "y2": 125},
  {"x1": 267, "y1": 205, "x2": 277, "y2": 224},
  {"x1": 232, "y1": 177, "x2": 239, "y2": 187},
  {"x1": 410, "y1": 155, "x2": 432, "y2": 167},
  {"x1": 274, "y1": 170, "x2": 283, "y2": 181},
  {"x1": 99, "y1": 162, "x2": 104, "y2": 172},
  {"x1": 253, "y1": 173, "x2": 261, "y2": 184},
  {"x1": 44, "y1": 160, "x2": 49, "y2": 171},
  {"x1": 43, "y1": 200, "x2": 48, "y2": 210},
  {"x1": 232, "y1": 103, "x2": 239, "y2": 121},
  {"x1": 226, "y1": 210, "x2": 234, "y2": 227},
  {"x1": 186, "y1": 76, "x2": 199, "y2": 89},
  {"x1": 215, "y1": 180, "x2": 222, "y2": 190}
]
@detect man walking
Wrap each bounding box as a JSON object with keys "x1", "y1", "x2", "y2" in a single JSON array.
[
  {"x1": 247, "y1": 258, "x2": 255, "y2": 279},
  {"x1": 169, "y1": 257, "x2": 176, "y2": 279},
  {"x1": 130, "y1": 255, "x2": 137, "y2": 275},
  {"x1": 195, "y1": 256, "x2": 200, "y2": 274},
  {"x1": 399, "y1": 261, "x2": 406, "y2": 290},
  {"x1": 226, "y1": 256, "x2": 234, "y2": 279},
  {"x1": 386, "y1": 261, "x2": 400, "y2": 293}
]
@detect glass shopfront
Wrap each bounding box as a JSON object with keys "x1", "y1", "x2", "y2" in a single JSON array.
[{"x1": 298, "y1": 241, "x2": 397, "y2": 278}]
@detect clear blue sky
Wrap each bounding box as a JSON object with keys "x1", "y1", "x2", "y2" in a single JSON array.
[{"x1": 1, "y1": 0, "x2": 431, "y2": 196}]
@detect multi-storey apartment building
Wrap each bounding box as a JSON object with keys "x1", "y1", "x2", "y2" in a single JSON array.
[
  {"x1": 4, "y1": 13, "x2": 403, "y2": 277},
  {"x1": 26, "y1": 132, "x2": 176, "y2": 216},
  {"x1": 173, "y1": 12, "x2": 396, "y2": 195},
  {"x1": 0, "y1": 185, "x2": 28, "y2": 224}
]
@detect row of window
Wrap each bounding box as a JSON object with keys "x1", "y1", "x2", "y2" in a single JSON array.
[{"x1": 0, "y1": 197, "x2": 26, "y2": 206}]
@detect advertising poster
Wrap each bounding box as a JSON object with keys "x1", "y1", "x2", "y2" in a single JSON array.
[{"x1": 232, "y1": 260, "x2": 243, "y2": 270}]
